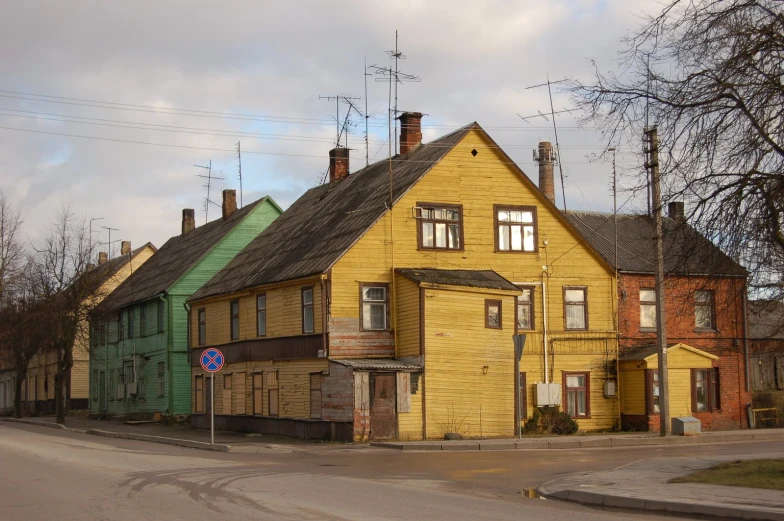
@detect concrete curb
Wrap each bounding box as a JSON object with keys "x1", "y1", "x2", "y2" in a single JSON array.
[
  {"x1": 371, "y1": 429, "x2": 784, "y2": 452},
  {"x1": 1, "y1": 417, "x2": 70, "y2": 430},
  {"x1": 84, "y1": 429, "x2": 231, "y2": 452},
  {"x1": 536, "y1": 483, "x2": 784, "y2": 521}
]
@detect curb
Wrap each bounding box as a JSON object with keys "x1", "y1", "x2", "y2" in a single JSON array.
[
  {"x1": 536, "y1": 484, "x2": 784, "y2": 521},
  {"x1": 371, "y1": 430, "x2": 784, "y2": 452},
  {"x1": 2, "y1": 418, "x2": 231, "y2": 453}
]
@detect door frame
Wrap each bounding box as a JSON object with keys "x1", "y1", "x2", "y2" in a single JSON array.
[{"x1": 369, "y1": 372, "x2": 397, "y2": 440}]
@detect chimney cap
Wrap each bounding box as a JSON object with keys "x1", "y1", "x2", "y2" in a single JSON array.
[
  {"x1": 397, "y1": 111, "x2": 423, "y2": 120},
  {"x1": 668, "y1": 201, "x2": 686, "y2": 222}
]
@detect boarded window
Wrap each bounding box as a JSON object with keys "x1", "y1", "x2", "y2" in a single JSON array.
[
  {"x1": 230, "y1": 300, "x2": 240, "y2": 341},
  {"x1": 496, "y1": 206, "x2": 537, "y2": 252},
  {"x1": 302, "y1": 288, "x2": 314, "y2": 334},
  {"x1": 256, "y1": 294, "x2": 266, "y2": 336},
  {"x1": 564, "y1": 287, "x2": 588, "y2": 330},
  {"x1": 640, "y1": 289, "x2": 656, "y2": 329},
  {"x1": 194, "y1": 376, "x2": 204, "y2": 413},
  {"x1": 252, "y1": 373, "x2": 263, "y2": 415},
  {"x1": 310, "y1": 373, "x2": 323, "y2": 419}
]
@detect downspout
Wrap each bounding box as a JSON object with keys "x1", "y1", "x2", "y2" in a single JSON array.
[{"x1": 542, "y1": 275, "x2": 549, "y2": 384}]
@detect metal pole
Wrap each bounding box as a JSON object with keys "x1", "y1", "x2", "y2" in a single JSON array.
[
  {"x1": 514, "y1": 349, "x2": 521, "y2": 438},
  {"x1": 648, "y1": 127, "x2": 670, "y2": 436},
  {"x1": 210, "y1": 372, "x2": 215, "y2": 445}
]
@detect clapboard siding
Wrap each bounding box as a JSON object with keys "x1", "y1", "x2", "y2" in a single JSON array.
[{"x1": 395, "y1": 275, "x2": 420, "y2": 359}]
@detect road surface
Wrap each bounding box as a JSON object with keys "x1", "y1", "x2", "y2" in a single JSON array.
[{"x1": 0, "y1": 422, "x2": 777, "y2": 520}]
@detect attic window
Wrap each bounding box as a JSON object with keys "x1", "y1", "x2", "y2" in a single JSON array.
[{"x1": 471, "y1": 149, "x2": 478, "y2": 157}]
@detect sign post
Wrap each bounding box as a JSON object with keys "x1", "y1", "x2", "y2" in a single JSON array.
[
  {"x1": 199, "y1": 347, "x2": 224, "y2": 445},
  {"x1": 513, "y1": 334, "x2": 527, "y2": 439}
]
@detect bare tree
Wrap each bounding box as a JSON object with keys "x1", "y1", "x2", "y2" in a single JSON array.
[
  {"x1": 571, "y1": 0, "x2": 784, "y2": 296},
  {"x1": 0, "y1": 190, "x2": 24, "y2": 307}
]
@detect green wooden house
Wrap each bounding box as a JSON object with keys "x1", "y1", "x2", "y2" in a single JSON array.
[{"x1": 89, "y1": 190, "x2": 282, "y2": 417}]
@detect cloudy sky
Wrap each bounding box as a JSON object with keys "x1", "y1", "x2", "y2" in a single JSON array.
[{"x1": 0, "y1": 0, "x2": 659, "y2": 252}]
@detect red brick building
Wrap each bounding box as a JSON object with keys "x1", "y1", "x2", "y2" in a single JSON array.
[{"x1": 568, "y1": 203, "x2": 751, "y2": 431}]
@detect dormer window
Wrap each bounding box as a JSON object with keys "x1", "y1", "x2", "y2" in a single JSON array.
[{"x1": 417, "y1": 203, "x2": 463, "y2": 251}]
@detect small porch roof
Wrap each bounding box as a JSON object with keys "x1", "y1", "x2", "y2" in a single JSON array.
[
  {"x1": 332, "y1": 359, "x2": 422, "y2": 372},
  {"x1": 395, "y1": 268, "x2": 520, "y2": 292},
  {"x1": 620, "y1": 342, "x2": 718, "y2": 369}
]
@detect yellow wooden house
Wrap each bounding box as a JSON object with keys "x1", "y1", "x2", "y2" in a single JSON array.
[
  {"x1": 187, "y1": 114, "x2": 619, "y2": 441},
  {"x1": 22, "y1": 241, "x2": 156, "y2": 414}
]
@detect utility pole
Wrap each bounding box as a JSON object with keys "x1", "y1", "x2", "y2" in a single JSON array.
[{"x1": 645, "y1": 126, "x2": 670, "y2": 436}]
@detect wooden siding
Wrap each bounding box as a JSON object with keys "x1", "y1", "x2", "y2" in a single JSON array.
[
  {"x1": 190, "y1": 278, "x2": 323, "y2": 348},
  {"x1": 619, "y1": 362, "x2": 646, "y2": 415},
  {"x1": 398, "y1": 374, "x2": 423, "y2": 440},
  {"x1": 395, "y1": 275, "x2": 420, "y2": 359},
  {"x1": 423, "y1": 287, "x2": 517, "y2": 439},
  {"x1": 191, "y1": 359, "x2": 328, "y2": 419}
]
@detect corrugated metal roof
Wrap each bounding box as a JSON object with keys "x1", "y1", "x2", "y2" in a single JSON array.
[
  {"x1": 189, "y1": 124, "x2": 475, "y2": 302},
  {"x1": 396, "y1": 268, "x2": 520, "y2": 292},
  {"x1": 95, "y1": 198, "x2": 268, "y2": 313},
  {"x1": 749, "y1": 300, "x2": 784, "y2": 340},
  {"x1": 565, "y1": 211, "x2": 746, "y2": 277},
  {"x1": 332, "y1": 359, "x2": 422, "y2": 371}
]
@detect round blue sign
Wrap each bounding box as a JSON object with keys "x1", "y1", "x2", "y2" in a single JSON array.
[{"x1": 200, "y1": 348, "x2": 224, "y2": 373}]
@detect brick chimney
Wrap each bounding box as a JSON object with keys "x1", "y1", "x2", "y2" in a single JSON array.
[
  {"x1": 120, "y1": 241, "x2": 131, "y2": 255},
  {"x1": 668, "y1": 201, "x2": 685, "y2": 223},
  {"x1": 398, "y1": 112, "x2": 423, "y2": 155},
  {"x1": 182, "y1": 209, "x2": 195, "y2": 236},
  {"x1": 534, "y1": 141, "x2": 556, "y2": 204},
  {"x1": 329, "y1": 147, "x2": 350, "y2": 183},
  {"x1": 222, "y1": 189, "x2": 238, "y2": 220},
  {"x1": 98, "y1": 252, "x2": 108, "y2": 265}
]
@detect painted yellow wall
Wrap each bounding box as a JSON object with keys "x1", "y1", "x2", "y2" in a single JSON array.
[
  {"x1": 619, "y1": 362, "x2": 646, "y2": 415},
  {"x1": 398, "y1": 384, "x2": 423, "y2": 440},
  {"x1": 191, "y1": 277, "x2": 323, "y2": 347},
  {"x1": 423, "y1": 287, "x2": 517, "y2": 439},
  {"x1": 395, "y1": 274, "x2": 420, "y2": 359},
  {"x1": 192, "y1": 359, "x2": 328, "y2": 418}
]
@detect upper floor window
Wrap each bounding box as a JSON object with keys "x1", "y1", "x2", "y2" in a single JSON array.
[
  {"x1": 417, "y1": 203, "x2": 462, "y2": 250},
  {"x1": 157, "y1": 299, "x2": 165, "y2": 333},
  {"x1": 485, "y1": 299, "x2": 502, "y2": 329},
  {"x1": 139, "y1": 305, "x2": 146, "y2": 336},
  {"x1": 302, "y1": 287, "x2": 314, "y2": 334},
  {"x1": 564, "y1": 287, "x2": 588, "y2": 330},
  {"x1": 495, "y1": 206, "x2": 537, "y2": 252},
  {"x1": 640, "y1": 289, "x2": 656, "y2": 329},
  {"x1": 197, "y1": 308, "x2": 206, "y2": 346},
  {"x1": 361, "y1": 284, "x2": 389, "y2": 331},
  {"x1": 230, "y1": 300, "x2": 240, "y2": 340},
  {"x1": 695, "y1": 290, "x2": 715, "y2": 330},
  {"x1": 516, "y1": 286, "x2": 534, "y2": 331},
  {"x1": 256, "y1": 294, "x2": 267, "y2": 337}
]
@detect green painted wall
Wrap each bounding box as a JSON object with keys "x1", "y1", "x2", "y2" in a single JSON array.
[{"x1": 89, "y1": 199, "x2": 281, "y2": 417}]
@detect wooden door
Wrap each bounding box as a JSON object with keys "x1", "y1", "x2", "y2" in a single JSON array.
[{"x1": 370, "y1": 374, "x2": 396, "y2": 440}]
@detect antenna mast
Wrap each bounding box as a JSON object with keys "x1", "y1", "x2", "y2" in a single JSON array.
[
  {"x1": 364, "y1": 55, "x2": 371, "y2": 167},
  {"x1": 195, "y1": 160, "x2": 223, "y2": 224},
  {"x1": 236, "y1": 141, "x2": 243, "y2": 208}
]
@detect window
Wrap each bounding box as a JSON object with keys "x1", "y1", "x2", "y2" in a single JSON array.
[
  {"x1": 230, "y1": 300, "x2": 240, "y2": 341},
  {"x1": 692, "y1": 368, "x2": 721, "y2": 412},
  {"x1": 256, "y1": 294, "x2": 267, "y2": 336},
  {"x1": 194, "y1": 375, "x2": 204, "y2": 413},
  {"x1": 157, "y1": 299, "x2": 165, "y2": 333},
  {"x1": 361, "y1": 284, "x2": 389, "y2": 331},
  {"x1": 519, "y1": 372, "x2": 528, "y2": 420},
  {"x1": 695, "y1": 290, "x2": 715, "y2": 330},
  {"x1": 516, "y1": 287, "x2": 534, "y2": 331},
  {"x1": 140, "y1": 305, "x2": 146, "y2": 336},
  {"x1": 302, "y1": 287, "x2": 314, "y2": 334},
  {"x1": 640, "y1": 289, "x2": 657, "y2": 329},
  {"x1": 563, "y1": 372, "x2": 590, "y2": 418},
  {"x1": 485, "y1": 299, "x2": 502, "y2": 329},
  {"x1": 127, "y1": 308, "x2": 134, "y2": 339},
  {"x1": 564, "y1": 287, "x2": 588, "y2": 330},
  {"x1": 157, "y1": 362, "x2": 165, "y2": 397},
  {"x1": 495, "y1": 205, "x2": 537, "y2": 252},
  {"x1": 252, "y1": 373, "x2": 263, "y2": 415},
  {"x1": 647, "y1": 370, "x2": 660, "y2": 414},
  {"x1": 268, "y1": 370, "x2": 279, "y2": 416},
  {"x1": 197, "y1": 308, "x2": 206, "y2": 346},
  {"x1": 417, "y1": 203, "x2": 463, "y2": 250}
]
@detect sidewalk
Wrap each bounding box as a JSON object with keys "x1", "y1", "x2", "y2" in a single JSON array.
[
  {"x1": 0, "y1": 416, "x2": 347, "y2": 454},
  {"x1": 538, "y1": 453, "x2": 784, "y2": 521},
  {"x1": 372, "y1": 428, "x2": 784, "y2": 451}
]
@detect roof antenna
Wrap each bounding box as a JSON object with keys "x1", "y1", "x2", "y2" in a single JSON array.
[{"x1": 195, "y1": 160, "x2": 223, "y2": 224}]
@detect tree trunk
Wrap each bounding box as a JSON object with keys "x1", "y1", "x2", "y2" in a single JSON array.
[
  {"x1": 55, "y1": 372, "x2": 66, "y2": 424},
  {"x1": 13, "y1": 370, "x2": 25, "y2": 419}
]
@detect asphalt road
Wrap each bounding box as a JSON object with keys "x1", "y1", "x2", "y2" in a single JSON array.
[{"x1": 0, "y1": 423, "x2": 779, "y2": 521}]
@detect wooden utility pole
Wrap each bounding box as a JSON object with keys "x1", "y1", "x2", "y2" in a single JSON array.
[{"x1": 646, "y1": 126, "x2": 670, "y2": 436}]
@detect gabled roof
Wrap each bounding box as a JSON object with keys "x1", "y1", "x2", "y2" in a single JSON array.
[
  {"x1": 96, "y1": 198, "x2": 271, "y2": 313},
  {"x1": 748, "y1": 300, "x2": 784, "y2": 340},
  {"x1": 396, "y1": 268, "x2": 520, "y2": 292},
  {"x1": 620, "y1": 342, "x2": 719, "y2": 361},
  {"x1": 84, "y1": 242, "x2": 157, "y2": 294},
  {"x1": 189, "y1": 125, "x2": 475, "y2": 302},
  {"x1": 565, "y1": 211, "x2": 746, "y2": 277}
]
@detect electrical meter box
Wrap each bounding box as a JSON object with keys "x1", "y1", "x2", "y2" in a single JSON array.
[
  {"x1": 534, "y1": 383, "x2": 562, "y2": 407},
  {"x1": 604, "y1": 381, "x2": 617, "y2": 397}
]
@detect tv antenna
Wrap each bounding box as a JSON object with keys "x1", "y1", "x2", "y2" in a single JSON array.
[
  {"x1": 195, "y1": 160, "x2": 223, "y2": 224},
  {"x1": 100, "y1": 226, "x2": 121, "y2": 260},
  {"x1": 519, "y1": 76, "x2": 578, "y2": 210},
  {"x1": 364, "y1": 55, "x2": 372, "y2": 166},
  {"x1": 319, "y1": 94, "x2": 361, "y2": 148}
]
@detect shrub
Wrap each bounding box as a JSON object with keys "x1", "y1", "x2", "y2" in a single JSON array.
[{"x1": 523, "y1": 406, "x2": 579, "y2": 435}]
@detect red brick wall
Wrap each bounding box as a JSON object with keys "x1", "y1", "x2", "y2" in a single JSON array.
[{"x1": 618, "y1": 274, "x2": 751, "y2": 430}]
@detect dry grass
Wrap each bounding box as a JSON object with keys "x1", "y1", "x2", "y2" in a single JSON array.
[{"x1": 671, "y1": 459, "x2": 784, "y2": 490}]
